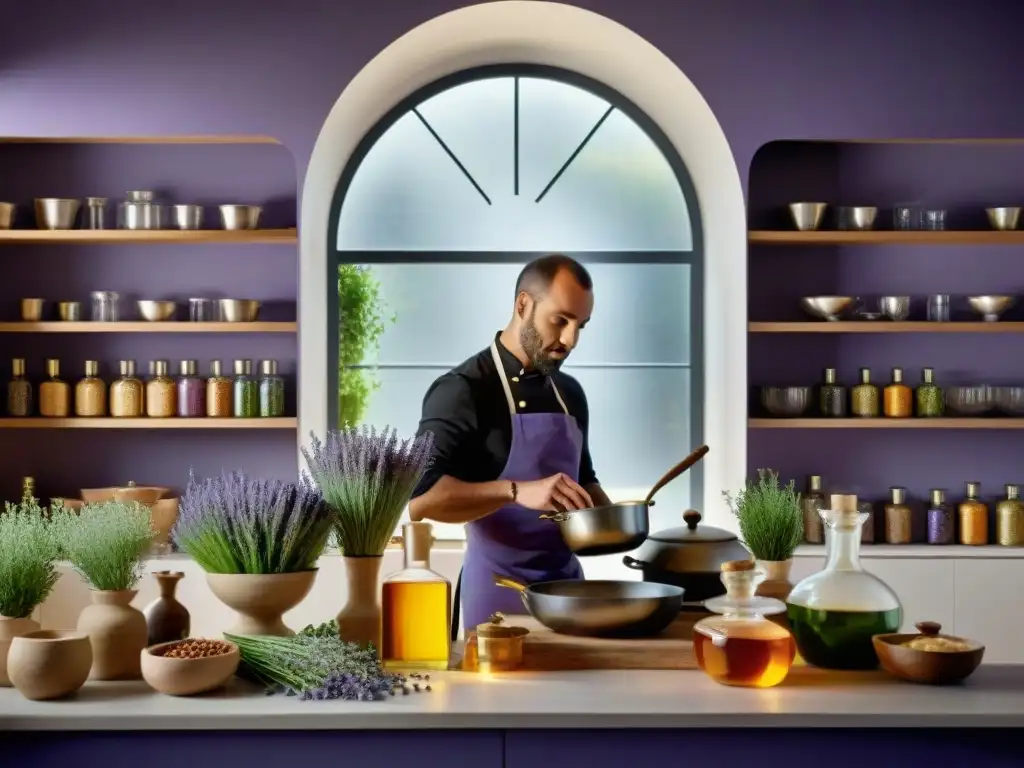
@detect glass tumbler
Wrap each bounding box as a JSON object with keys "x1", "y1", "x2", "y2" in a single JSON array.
[
  {"x1": 189, "y1": 298, "x2": 217, "y2": 322},
  {"x1": 922, "y1": 209, "x2": 947, "y2": 231},
  {"x1": 927, "y1": 294, "x2": 951, "y2": 322},
  {"x1": 90, "y1": 291, "x2": 120, "y2": 322},
  {"x1": 893, "y1": 205, "x2": 921, "y2": 230}
]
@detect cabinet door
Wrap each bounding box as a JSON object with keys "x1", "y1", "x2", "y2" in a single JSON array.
[{"x1": 954, "y1": 559, "x2": 1024, "y2": 663}]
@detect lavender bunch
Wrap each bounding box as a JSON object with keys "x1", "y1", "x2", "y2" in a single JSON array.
[
  {"x1": 172, "y1": 471, "x2": 333, "y2": 574},
  {"x1": 302, "y1": 426, "x2": 434, "y2": 556}
]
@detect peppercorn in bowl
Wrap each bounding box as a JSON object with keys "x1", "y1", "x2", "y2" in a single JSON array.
[{"x1": 141, "y1": 638, "x2": 239, "y2": 696}]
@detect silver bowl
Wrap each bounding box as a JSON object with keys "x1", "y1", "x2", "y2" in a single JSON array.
[
  {"x1": 968, "y1": 295, "x2": 1015, "y2": 322},
  {"x1": 837, "y1": 206, "x2": 878, "y2": 231},
  {"x1": 137, "y1": 300, "x2": 177, "y2": 322},
  {"x1": 788, "y1": 202, "x2": 828, "y2": 231},
  {"x1": 0, "y1": 202, "x2": 14, "y2": 229},
  {"x1": 993, "y1": 386, "x2": 1024, "y2": 416},
  {"x1": 34, "y1": 198, "x2": 80, "y2": 230},
  {"x1": 879, "y1": 295, "x2": 911, "y2": 321},
  {"x1": 945, "y1": 386, "x2": 993, "y2": 416},
  {"x1": 219, "y1": 299, "x2": 261, "y2": 323},
  {"x1": 986, "y1": 207, "x2": 1020, "y2": 231},
  {"x1": 219, "y1": 205, "x2": 262, "y2": 230},
  {"x1": 800, "y1": 296, "x2": 856, "y2": 322},
  {"x1": 171, "y1": 205, "x2": 204, "y2": 230},
  {"x1": 760, "y1": 386, "x2": 812, "y2": 418}
]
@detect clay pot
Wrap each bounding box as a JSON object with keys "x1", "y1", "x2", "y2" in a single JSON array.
[
  {"x1": 756, "y1": 559, "x2": 795, "y2": 601},
  {"x1": 141, "y1": 639, "x2": 239, "y2": 696},
  {"x1": 337, "y1": 556, "x2": 383, "y2": 652},
  {"x1": 206, "y1": 570, "x2": 316, "y2": 636},
  {"x1": 77, "y1": 589, "x2": 149, "y2": 680},
  {"x1": 0, "y1": 616, "x2": 41, "y2": 686},
  {"x1": 142, "y1": 571, "x2": 190, "y2": 646},
  {"x1": 149, "y1": 498, "x2": 179, "y2": 554},
  {"x1": 7, "y1": 630, "x2": 92, "y2": 700}
]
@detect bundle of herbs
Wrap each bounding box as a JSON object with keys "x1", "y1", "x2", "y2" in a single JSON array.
[
  {"x1": 723, "y1": 469, "x2": 804, "y2": 562},
  {"x1": 172, "y1": 471, "x2": 333, "y2": 574},
  {"x1": 302, "y1": 426, "x2": 434, "y2": 556},
  {"x1": 55, "y1": 501, "x2": 154, "y2": 591},
  {"x1": 0, "y1": 499, "x2": 62, "y2": 618}
]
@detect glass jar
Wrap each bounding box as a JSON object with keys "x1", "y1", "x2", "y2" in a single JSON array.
[
  {"x1": 90, "y1": 291, "x2": 120, "y2": 322},
  {"x1": 859, "y1": 499, "x2": 876, "y2": 544},
  {"x1": 233, "y1": 359, "x2": 258, "y2": 417},
  {"x1": 693, "y1": 560, "x2": 794, "y2": 688},
  {"x1": 146, "y1": 360, "x2": 177, "y2": 418},
  {"x1": 7, "y1": 358, "x2": 33, "y2": 417},
  {"x1": 786, "y1": 495, "x2": 902, "y2": 670},
  {"x1": 958, "y1": 481, "x2": 988, "y2": 546},
  {"x1": 74, "y1": 360, "x2": 107, "y2": 417},
  {"x1": 206, "y1": 360, "x2": 232, "y2": 416},
  {"x1": 926, "y1": 489, "x2": 954, "y2": 545},
  {"x1": 818, "y1": 368, "x2": 846, "y2": 418},
  {"x1": 850, "y1": 368, "x2": 879, "y2": 417},
  {"x1": 84, "y1": 197, "x2": 107, "y2": 230},
  {"x1": 258, "y1": 359, "x2": 285, "y2": 417},
  {"x1": 801, "y1": 474, "x2": 826, "y2": 544},
  {"x1": 883, "y1": 367, "x2": 912, "y2": 418},
  {"x1": 996, "y1": 484, "x2": 1024, "y2": 547},
  {"x1": 177, "y1": 360, "x2": 205, "y2": 417},
  {"x1": 110, "y1": 360, "x2": 144, "y2": 417},
  {"x1": 38, "y1": 359, "x2": 70, "y2": 418},
  {"x1": 883, "y1": 486, "x2": 912, "y2": 545},
  {"x1": 117, "y1": 190, "x2": 162, "y2": 230},
  {"x1": 915, "y1": 367, "x2": 943, "y2": 417}
]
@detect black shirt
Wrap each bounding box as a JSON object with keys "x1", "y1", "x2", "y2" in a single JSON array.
[{"x1": 411, "y1": 333, "x2": 599, "y2": 498}]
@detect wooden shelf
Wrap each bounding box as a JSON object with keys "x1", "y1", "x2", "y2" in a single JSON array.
[
  {"x1": 749, "y1": 230, "x2": 1024, "y2": 245},
  {"x1": 749, "y1": 322, "x2": 1024, "y2": 333},
  {"x1": 750, "y1": 418, "x2": 1024, "y2": 429},
  {"x1": 0, "y1": 322, "x2": 296, "y2": 333},
  {"x1": 0, "y1": 136, "x2": 282, "y2": 145},
  {"x1": 0, "y1": 229, "x2": 296, "y2": 244},
  {"x1": 0, "y1": 418, "x2": 296, "y2": 429}
]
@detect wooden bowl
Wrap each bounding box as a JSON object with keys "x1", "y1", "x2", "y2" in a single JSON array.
[
  {"x1": 150, "y1": 498, "x2": 179, "y2": 546},
  {"x1": 141, "y1": 639, "x2": 239, "y2": 696},
  {"x1": 81, "y1": 485, "x2": 170, "y2": 504},
  {"x1": 873, "y1": 621, "x2": 984, "y2": 685},
  {"x1": 50, "y1": 498, "x2": 84, "y2": 513}
]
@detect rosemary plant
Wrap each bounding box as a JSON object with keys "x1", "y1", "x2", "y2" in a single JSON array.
[
  {"x1": 0, "y1": 499, "x2": 62, "y2": 619},
  {"x1": 302, "y1": 426, "x2": 434, "y2": 557},
  {"x1": 56, "y1": 501, "x2": 154, "y2": 592},
  {"x1": 723, "y1": 469, "x2": 804, "y2": 562}
]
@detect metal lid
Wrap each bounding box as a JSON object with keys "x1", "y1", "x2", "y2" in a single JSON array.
[
  {"x1": 210, "y1": 360, "x2": 223, "y2": 377},
  {"x1": 86, "y1": 197, "x2": 107, "y2": 205},
  {"x1": 922, "y1": 367, "x2": 935, "y2": 384},
  {"x1": 648, "y1": 510, "x2": 738, "y2": 544},
  {"x1": 260, "y1": 359, "x2": 278, "y2": 376},
  {"x1": 119, "y1": 359, "x2": 136, "y2": 377},
  {"x1": 45, "y1": 358, "x2": 60, "y2": 377},
  {"x1": 808, "y1": 474, "x2": 823, "y2": 492},
  {"x1": 823, "y1": 368, "x2": 837, "y2": 385},
  {"x1": 11, "y1": 358, "x2": 25, "y2": 376},
  {"x1": 84, "y1": 360, "x2": 100, "y2": 377},
  {"x1": 1007, "y1": 484, "x2": 1020, "y2": 500},
  {"x1": 476, "y1": 612, "x2": 529, "y2": 639},
  {"x1": 126, "y1": 190, "x2": 154, "y2": 202},
  {"x1": 891, "y1": 367, "x2": 904, "y2": 383},
  {"x1": 179, "y1": 360, "x2": 197, "y2": 376},
  {"x1": 233, "y1": 359, "x2": 252, "y2": 376},
  {"x1": 890, "y1": 486, "x2": 907, "y2": 505},
  {"x1": 930, "y1": 488, "x2": 946, "y2": 505},
  {"x1": 965, "y1": 481, "x2": 981, "y2": 498},
  {"x1": 153, "y1": 360, "x2": 169, "y2": 377}
]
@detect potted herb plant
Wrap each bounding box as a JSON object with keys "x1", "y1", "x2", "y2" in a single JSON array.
[
  {"x1": 172, "y1": 471, "x2": 333, "y2": 637},
  {"x1": 302, "y1": 426, "x2": 433, "y2": 651},
  {"x1": 337, "y1": 264, "x2": 395, "y2": 427}
]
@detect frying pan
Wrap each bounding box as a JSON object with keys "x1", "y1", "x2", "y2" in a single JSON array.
[
  {"x1": 492, "y1": 573, "x2": 685, "y2": 637},
  {"x1": 539, "y1": 445, "x2": 710, "y2": 556}
]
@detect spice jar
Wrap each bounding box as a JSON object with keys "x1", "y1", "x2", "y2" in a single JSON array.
[
  {"x1": 915, "y1": 367, "x2": 943, "y2": 417},
  {"x1": 7, "y1": 358, "x2": 33, "y2": 417},
  {"x1": 927, "y1": 489, "x2": 954, "y2": 545},
  {"x1": 883, "y1": 367, "x2": 912, "y2": 418},
  {"x1": 38, "y1": 359, "x2": 70, "y2": 417},
  {"x1": 883, "y1": 487, "x2": 913, "y2": 544},
  {"x1": 859, "y1": 499, "x2": 876, "y2": 544},
  {"x1": 90, "y1": 291, "x2": 120, "y2": 322},
  {"x1": 74, "y1": 360, "x2": 107, "y2": 417},
  {"x1": 258, "y1": 359, "x2": 285, "y2": 417},
  {"x1": 474, "y1": 613, "x2": 528, "y2": 672},
  {"x1": 176, "y1": 360, "x2": 205, "y2": 418},
  {"x1": 146, "y1": 360, "x2": 177, "y2": 418},
  {"x1": 110, "y1": 360, "x2": 144, "y2": 417},
  {"x1": 851, "y1": 368, "x2": 879, "y2": 417},
  {"x1": 206, "y1": 360, "x2": 232, "y2": 417},
  {"x1": 801, "y1": 475, "x2": 826, "y2": 544},
  {"x1": 995, "y1": 484, "x2": 1024, "y2": 547},
  {"x1": 818, "y1": 368, "x2": 846, "y2": 417},
  {"x1": 233, "y1": 359, "x2": 258, "y2": 418},
  {"x1": 958, "y1": 482, "x2": 988, "y2": 546}
]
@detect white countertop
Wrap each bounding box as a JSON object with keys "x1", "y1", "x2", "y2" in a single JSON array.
[{"x1": 2, "y1": 666, "x2": 1022, "y2": 730}]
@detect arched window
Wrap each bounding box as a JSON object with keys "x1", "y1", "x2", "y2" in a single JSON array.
[{"x1": 327, "y1": 66, "x2": 703, "y2": 543}]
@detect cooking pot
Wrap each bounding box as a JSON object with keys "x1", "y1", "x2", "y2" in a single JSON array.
[{"x1": 622, "y1": 510, "x2": 750, "y2": 602}]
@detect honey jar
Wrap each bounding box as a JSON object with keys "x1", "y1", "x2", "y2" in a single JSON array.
[{"x1": 473, "y1": 613, "x2": 528, "y2": 672}]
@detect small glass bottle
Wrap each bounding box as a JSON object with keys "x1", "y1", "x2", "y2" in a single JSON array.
[
  {"x1": 818, "y1": 368, "x2": 847, "y2": 418},
  {"x1": 232, "y1": 359, "x2": 258, "y2": 418},
  {"x1": 958, "y1": 481, "x2": 988, "y2": 546},
  {"x1": 801, "y1": 475, "x2": 826, "y2": 544},
  {"x1": 915, "y1": 367, "x2": 944, "y2": 417},
  {"x1": 38, "y1": 359, "x2": 70, "y2": 418},
  {"x1": 927, "y1": 489, "x2": 955, "y2": 545},
  {"x1": 110, "y1": 360, "x2": 144, "y2": 417},
  {"x1": 146, "y1": 360, "x2": 178, "y2": 418},
  {"x1": 382, "y1": 521, "x2": 452, "y2": 670},
  {"x1": 883, "y1": 487, "x2": 913, "y2": 545},
  {"x1": 7, "y1": 358, "x2": 33, "y2": 417},
  {"x1": 206, "y1": 360, "x2": 232, "y2": 417},
  {"x1": 176, "y1": 360, "x2": 205, "y2": 418},
  {"x1": 258, "y1": 359, "x2": 285, "y2": 417},
  {"x1": 859, "y1": 499, "x2": 876, "y2": 544},
  {"x1": 850, "y1": 368, "x2": 879, "y2": 417},
  {"x1": 693, "y1": 560, "x2": 795, "y2": 688},
  {"x1": 883, "y1": 367, "x2": 912, "y2": 418},
  {"x1": 21, "y1": 476, "x2": 36, "y2": 505},
  {"x1": 74, "y1": 360, "x2": 107, "y2": 417},
  {"x1": 996, "y1": 484, "x2": 1024, "y2": 547}
]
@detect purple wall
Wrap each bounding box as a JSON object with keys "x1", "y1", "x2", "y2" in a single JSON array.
[{"x1": 1, "y1": 0, "x2": 1022, "y2": 499}]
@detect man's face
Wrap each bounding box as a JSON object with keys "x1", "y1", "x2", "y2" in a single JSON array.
[{"x1": 518, "y1": 270, "x2": 594, "y2": 374}]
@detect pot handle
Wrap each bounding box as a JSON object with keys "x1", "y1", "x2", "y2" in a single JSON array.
[
  {"x1": 621, "y1": 555, "x2": 645, "y2": 571},
  {"x1": 492, "y1": 573, "x2": 528, "y2": 593},
  {"x1": 645, "y1": 445, "x2": 710, "y2": 504},
  {"x1": 539, "y1": 511, "x2": 571, "y2": 523}
]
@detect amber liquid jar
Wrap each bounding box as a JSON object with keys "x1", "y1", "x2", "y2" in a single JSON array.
[
  {"x1": 915, "y1": 367, "x2": 944, "y2": 417},
  {"x1": 801, "y1": 475, "x2": 826, "y2": 544},
  {"x1": 850, "y1": 368, "x2": 879, "y2": 417},
  {"x1": 819, "y1": 368, "x2": 847, "y2": 417},
  {"x1": 206, "y1": 360, "x2": 232, "y2": 417},
  {"x1": 38, "y1": 359, "x2": 70, "y2": 417},
  {"x1": 146, "y1": 360, "x2": 178, "y2": 418},
  {"x1": 958, "y1": 481, "x2": 989, "y2": 546},
  {"x1": 996, "y1": 483, "x2": 1024, "y2": 547},
  {"x1": 883, "y1": 368, "x2": 912, "y2": 418},
  {"x1": 883, "y1": 486, "x2": 913, "y2": 544},
  {"x1": 74, "y1": 360, "x2": 107, "y2": 417},
  {"x1": 110, "y1": 360, "x2": 144, "y2": 417},
  {"x1": 7, "y1": 357, "x2": 33, "y2": 417}
]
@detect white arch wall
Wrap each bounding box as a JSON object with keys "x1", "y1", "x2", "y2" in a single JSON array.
[{"x1": 299, "y1": 0, "x2": 748, "y2": 530}]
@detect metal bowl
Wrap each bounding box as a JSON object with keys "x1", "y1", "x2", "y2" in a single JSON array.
[
  {"x1": 986, "y1": 207, "x2": 1020, "y2": 231},
  {"x1": 788, "y1": 202, "x2": 827, "y2": 231},
  {"x1": 968, "y1": 295, "x2": 1015, "y2": 322},
  {"x1": 34, "y1": 198, "x2": 80, "y2": 230},
  {"x1": 993, "y1": 386, "x2": 1024, "y2": 416},
  {"x1": 0, "y1": 202, "x2": 14, "y2": 229},
  {"x1": 760, "y1": 386, "x2": 812, "y2": 417},
  {"x1": 218, "y1": 299, "x2": 261, "y2": 323},
  {"x1": 171, "y1": 204, "x2": 204, "y2": 230},
  {"x1": 800, "y1": 296, "x2": 856, "y2": 322},
  {"x1": 837, "y1": 205, "x2": 878, "y2": 231},
  {"x1": 879, "y1": 295, "x2": 911, "y2": 321},
  {"x1": 945, "y1": 386, "x2": 993, "y2": 416},
  {"x1": 218, "y1": 204, "x2": 263, "y2": 230},
  {"x1": 137, "y1": 300, "x2": 177, "y2": 322}
]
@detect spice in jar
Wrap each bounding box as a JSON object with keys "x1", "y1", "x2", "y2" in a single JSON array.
[
  {"x1": 996, "y1": 483, "x2": 1024, "y2": 547},
  {"x1": 38, "y1": 359, "x2": 71, "y2": 418},
  {"x1": 915, "y1": 367, "x2": 943, "y2": 417},
  {"x1": 156, "y1": 638, "x2": 234, "y2": 659},
  {"x1": 850, "y1": 368, "x2": 879, "y2": 417},
  {"x1": 818, "y1": 368, "x2": 847, "y2": 417},
  {"x1": 146, "y1": 360, "x2": 178, "y2": 418},
  {"x1": 927, "y1": 489, "x2": 954, "y2": 545},
  {"x1": 177, "y1": 360, "x2": 205, "y2": 418},
  {"x1": 883, "y1": 367, "x2": 912, "y2": 418},
  {"x1": 801, "y1": 474, "x2": 826, "y2": 544},
  {"x1": 233, "y1": 359, "x2": 258, "y2": 417},
  {"x1": 206, "y1": 360, "x2": 232, "y2": 417},
  {"x1": 7, "y1": 358, "x2": 33, "y2": 417},
  {"x1": 74, "y1": 360, "x2": 107, "y2": 417},
  {"x1": 258, "y1": 359, "x2": 285, "y2": 417},
  {"x1": 110, "y1": 360, "x2": 144, "y2": 417},
  {"x1": 958, "y1": 481, "x2": 988, "y2": 546},
  {"x1": 883, "y1": 486, "x2": 913, "y2": 544}
]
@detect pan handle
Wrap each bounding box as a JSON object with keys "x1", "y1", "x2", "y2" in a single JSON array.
[
  {"x1": 538, "y1": 511, "x2": 571, "y2": 523},
  {"x1": 492, "y1": 573, "x2": 528, "y2": 593},
  {"x1": 621, "y1": 555, "x2": 645, "y2": 571},
  {"x1": 644, "y1": 445, "x2": 710, "y2": 504}
]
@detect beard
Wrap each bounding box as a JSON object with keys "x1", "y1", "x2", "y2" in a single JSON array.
[{"x1": 520, "y1": 310, "x2": 567, "y2": 375}]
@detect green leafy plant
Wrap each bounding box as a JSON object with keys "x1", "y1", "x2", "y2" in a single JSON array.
[
  {"x1": 0, "y1": 499, "x2": 62, "y2": 619},
  {"x1": 56, "y1": 501, "x2": 154, "y2": 592},
  {"x1": 337, "y1": 264, "x2": 395, "y2": 427},
  {"x1": 723, "y1": 469, "x2": 804, "y2": 562}
]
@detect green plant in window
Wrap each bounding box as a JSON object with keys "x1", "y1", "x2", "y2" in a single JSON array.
[{"x1": 337, "y1": 265, "x2": 395, "y2": 427}]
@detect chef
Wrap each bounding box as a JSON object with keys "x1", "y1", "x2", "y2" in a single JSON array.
[{"x1": 408, "y1": 254, "x2": 613, "y2": 635}]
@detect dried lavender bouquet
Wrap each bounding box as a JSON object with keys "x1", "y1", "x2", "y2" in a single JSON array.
[
  {"x1": 302, "y1": 426, "x2": 433, "y2": 556},
  {"x1": 172, "y1": 471, "x2": 333, "y2": 574}
]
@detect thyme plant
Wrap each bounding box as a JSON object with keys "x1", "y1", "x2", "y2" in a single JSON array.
[
  {"x1": 0, "y1": 499, "x2": 62, "y2": 619},
  {"x1": 56, "y1": 501, "x2": 154, "y2": 592},
  {"x1": 723, "y1": 469, "x2": 804, "y2": 562},
  {"x1": 337, "y1": 265, "x2": 394, "y2": 427}
]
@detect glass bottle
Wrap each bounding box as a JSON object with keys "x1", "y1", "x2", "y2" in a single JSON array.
[
  {"x1": 146, "y1": 360, "x2": 177, "y2": 418},
  {"x1": 818, "y1": 368, "x2": 846, "y2": 418},
  {"x1": 258, "y1": 359, "x2": 285, "y2": 417},
  {"x1": 996, "y1": 484, "x2": 1024, "y2": 547},
  {"x1": 926, "y1": 489, "x2": 954, "y2": 545},
  {"x1": 883, "y1": 487, "x2": 913, "y2": 545},
  {"x1": 915, "y1": 367, "x2": 943, "y2": 417},
  {"x1": 381, "y1": 521, "x2": 451, "y2": 670},
  {"x1": 801, "y1": 475, "x2": 826, "y2": 544},
  {"x1": 74, "y1": 360, "x2": 107, "y2": 417},
  {"x1": 232, "y1": 359, "x2": 258, "y2": 418},
  {"x1": 176, "y1": 360, "x2": 205, "y2": 418},
  {"x1": 850, "y1": 368, "x2": 879, "y2": 417},
  {"x1": 206, "y1": 360, "x2": 232, "y2": 417},
  {"x1": 693, "y1": 560, "x2": 795, "y2": 688},
  {"x1": 958, "y1": 481, "x2": 989, "y2": 546},
  {"x1": 7, "y1": 358, "x2": 33, "y2": 417},
  {"x1": 21, "y1": 476, "x2": 36, "y2": 505},
  {"x1": 858, "y1": 499, "x2": 876, "y2": 544},
  {"x1": 110, "y1": 360, "x2": 144, "y2": 417},
  {"x1": 786, "y1": 494, "x2": 902, "y2": 670},
  {"x1": 38, "y1": 359, "x2": 70, "y2": 418},
  {"x1": 883, "y1": 367, "x2": 912, "y2": 418}
]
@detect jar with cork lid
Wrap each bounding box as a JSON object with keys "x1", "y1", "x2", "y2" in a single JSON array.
[
  {"x1": 996, "y1": 484, "x2": 1024, "y2": 547},
  {"x1": 7, "y1": 358, "x2": 32, "y2": 417},
  {"x1": 958, "y1": 482, "x2": 989, "y2": 546},
  {"x1": 74, "y1": 360, "x2": 107, "y2": 417},
  {"x1": 38, "y1": 359, "x2": 70, "y2": 417},
  {"x1": 110, "y1": 360, "x2": 144, "y2": 417},
  {"x1": 883, "y1": 367, "x2": 912, "y2": 418},
  {"x1": 146, "y1": 360, "x2": 177, "y2": 418},
  {"x1": 205, "y1": 360, "x2": 232, "y2": 417}
]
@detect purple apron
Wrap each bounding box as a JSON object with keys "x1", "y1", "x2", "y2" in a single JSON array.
[{"x1": 453, "y1": 341, "x2": 585, "y2": 636}]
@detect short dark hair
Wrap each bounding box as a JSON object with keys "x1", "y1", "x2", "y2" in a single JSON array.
[{"x1": 514, "y1": 254, "x2": 593, "y2": 298}]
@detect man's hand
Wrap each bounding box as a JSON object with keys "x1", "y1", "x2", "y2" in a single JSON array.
[{"x1": 516, "y1": 473, "x2": 594, "y2": 512}]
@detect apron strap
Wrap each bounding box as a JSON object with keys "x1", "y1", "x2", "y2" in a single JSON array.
[
  {"x1": 451, "y1": 567, "x2": 463, "y2": 643},
  {"x1": 490, "y1": 340, "x2": 570, "y2": 416}
]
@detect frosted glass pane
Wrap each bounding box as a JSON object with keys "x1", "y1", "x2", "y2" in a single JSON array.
[
  {"x1": 359, "y1": 263, "x2": 690, "y2": 366},
  {"x1": 336, "y1": 76, "x2": 693, "y2": 252}
]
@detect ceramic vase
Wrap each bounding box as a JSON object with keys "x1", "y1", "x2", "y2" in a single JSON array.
[
  {"x1": 142, "y1": 571, "x2": 191, "y2": 646},
  {"x1": 7, "y1": 630, "x2": 93, "y2": 701},
  {"x1": 755, "y1": 559, "x2": 795, "y2": 601},
  {"x1": 77, "y1": 589, "x2": 149, "y2": 680},
  {"x1": 337, "y1": 556, "x2": 383, "y2": 652},
  {"x1": 0, "y1": 616, "x2": 41, "y2": 686},
  {"x1": 205, "y1": 570, "x2": 317, "y2": 636}
]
